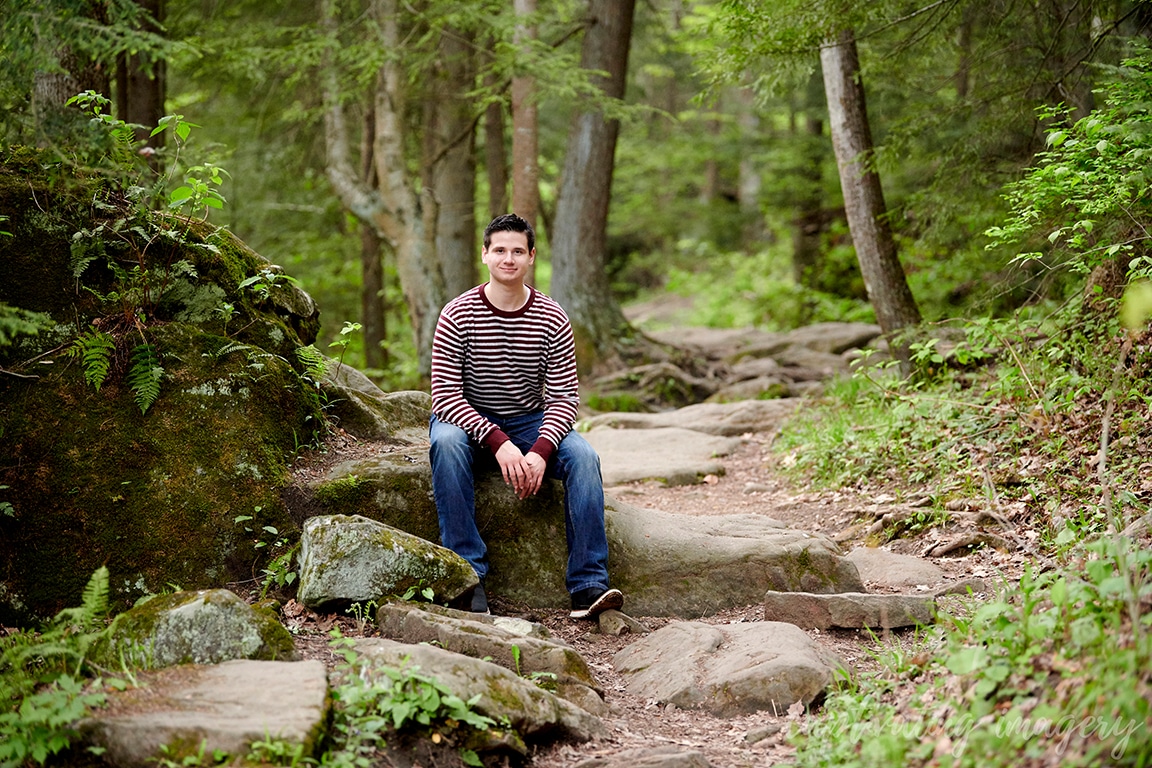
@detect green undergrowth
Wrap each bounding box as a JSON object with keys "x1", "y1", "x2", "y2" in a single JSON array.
[
  {"x1": 774, "y1": 306, "x2": 1152, "y2": 541},
  {"x1": 789, "y1": 535, "x2": 1152, "y2": 767}
]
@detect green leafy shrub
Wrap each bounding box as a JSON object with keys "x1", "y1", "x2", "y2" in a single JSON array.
[
  {"x1": 0, "y1": 568, "x2": 120, "y2": 768},
  {"x1": 789, "y1": 535, "x2": 1152, "y2": 767}
]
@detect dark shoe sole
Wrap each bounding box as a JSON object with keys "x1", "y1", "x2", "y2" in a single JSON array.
[{"x1": 570, "y1": 588, "x2": 623, "y2": 619}]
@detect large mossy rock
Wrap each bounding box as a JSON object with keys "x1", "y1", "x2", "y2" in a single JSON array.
[
  {"x1": 309, "y1": 448, "x2": 863, "y2": 617},
  {"x1": 97, "y1": 589, "x2": 297, "y2": 668},
  {"x1": 0, "y1": 149, "x2": 323, "y2": 622}
]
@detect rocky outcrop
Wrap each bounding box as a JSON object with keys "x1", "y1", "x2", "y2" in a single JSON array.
[
  {"x1": 376, "y1": 599, "x2": 607, "y2": 715},
  {"x1": 0, "y1": 151, "x2": 323, "y2": 621},
  {"x1": 574, "y1": 746, "x2": 715, "y2": 768},
  {"x1": 584, "y1": 427, "x2": 745, "y2": 486},
  {"x1": 613, "y1": 621, "x2": 842, "y2": 717},
  {"x1": 309, "y1": 451, "x2": 864, "y2": 617},
  {"x1": 763, "y1": 590, "x2": 936, "y2": 630},
  {"x1": 349, "y1": 638, "x2": 607, "y2": 744},
  {"x1": 296, "y1": 514, "x2": 477, "y2": 612},
  {"x1": 97, "y1": 589, "x2": 296, "y2": 668},
  {"x1": 580, "y1": 399, "x2": 800, "y2": 437},
  {"x1": 80, "y1": 660, "x2": 329, "y2": 768}
]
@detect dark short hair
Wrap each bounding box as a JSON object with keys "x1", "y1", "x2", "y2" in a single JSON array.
[{"x1": 484, "y1": 213, "x2": 535, "y2": 252}]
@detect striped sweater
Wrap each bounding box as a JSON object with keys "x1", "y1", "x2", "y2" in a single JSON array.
[{"x1": 430, "y1": 284, "x2": 580, "y2": 462}]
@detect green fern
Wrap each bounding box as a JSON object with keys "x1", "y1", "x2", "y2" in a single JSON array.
[
  {"x1": 68, "y1": 330, "x2": 116, "y2": 391},
  {"x1": 295, "y1": 344, "x2": 328, "y2": 382},
  {"x1": 127, "y1": 344, "x2": 163, "y2": 414}
]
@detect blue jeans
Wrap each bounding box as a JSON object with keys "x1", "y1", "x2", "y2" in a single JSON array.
[{"x1": 429, "y1": 411, "x2": 610, "y2": 594}]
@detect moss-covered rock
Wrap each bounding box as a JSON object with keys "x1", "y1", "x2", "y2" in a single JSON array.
[
  {"x1": 311, "y1": 448, "x2": 865, "y2": 618},
  {"x1": 96, "y1": 589, "x2": 296, "y2": 667},
  {"x1": 0, "y1": 149, "x2": 324, "y2": 622},
  {"x1": 296, "y1": 514, "x2": 478, "y2": 612}
]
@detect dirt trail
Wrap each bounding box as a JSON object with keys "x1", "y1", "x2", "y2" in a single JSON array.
[{"x1": 288, "y1": 427, "x2": 1018, "y2": 768}]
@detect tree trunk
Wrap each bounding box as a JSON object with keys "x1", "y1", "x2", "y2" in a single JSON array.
[
  {"x1": 792, "y1": 71, "x2": 825, "y2": 294},
  {"x1": 430, "y1": 27, "x2": 478, "y2": 299},
  {"x1": 820, "y1": 29, "x2": 921, "y2": 341},
  {"x1": 321, "y1": 0, "x2": 446, "y2": 379},
  {"x1": 359, "y1": 104, "x2": 386, "y2": 371},
  {"x1": 484, "y1": 71, "x2": 509, "y2": 219},
  {"x1": 512, "y1": 0, "x2": 540, "y2": 285},
  {"x1": 116, "y1": 0, "x2": 165, "y2": 150},
  {"x1": 737, "y1": 85, "x2": 763, "y2": 247},
  {"x1": 549, "y1": 0, "x2": 636, "y2": 374}
]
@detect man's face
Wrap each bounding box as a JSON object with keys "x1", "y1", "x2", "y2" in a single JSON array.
[{"x1": 482, "y1": 230, "x2": 535, "y2": 287}]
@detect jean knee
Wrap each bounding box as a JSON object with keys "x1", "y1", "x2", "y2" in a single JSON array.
[
  {"x1": 430, "y1": 418, "x2": 472, "y2": 466},
  {"x1": 558, "y1": 432, "x2": 601, "y2": 474}
]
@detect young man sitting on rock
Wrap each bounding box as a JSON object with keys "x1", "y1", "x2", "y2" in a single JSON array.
[{"x1": 429, "y1": 213, "x2": 623, "y2": 620}]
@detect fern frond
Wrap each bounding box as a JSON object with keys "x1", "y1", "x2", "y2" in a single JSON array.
[
  {"x1": 211, "y1": 341, "x2": 251, "y2": 360},
  {"x1": 127, "y1": 344, "x2": 163, "y2": 413},
  {"x1": 68, "y1": 330, "x2": 116, "y2": 391},
  {"x1": 295, "y1": 345, "x2": 328, "y2": 381},
  {"x1": 68, "y1": 234, "x2": 104, "y2": 279}
]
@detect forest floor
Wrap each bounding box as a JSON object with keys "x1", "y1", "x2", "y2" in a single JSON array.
[{"x1": 284, "y1": 428, "x2": 1024, "y2": 768}]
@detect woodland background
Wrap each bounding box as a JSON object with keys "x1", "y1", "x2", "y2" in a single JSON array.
[{"x1": 6, "y1": 0, "x2": 1151, "y2": 386}]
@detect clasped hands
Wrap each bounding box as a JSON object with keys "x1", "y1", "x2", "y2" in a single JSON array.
[{"x1": 495, "y1": 441, "x2": 546, "y2": 499}]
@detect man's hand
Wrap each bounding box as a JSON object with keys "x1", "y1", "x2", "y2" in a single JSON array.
[{"x1": 495, "y1": 442, "x2": 546, "y2": 499}]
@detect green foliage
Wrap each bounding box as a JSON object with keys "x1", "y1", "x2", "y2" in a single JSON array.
[
  {"x1": 986, "y1": 47, "x2": 1152, "y2": 282},
  {"x1": 789, "y1": 535, "x2": 1152, "y2": 767},
  {"x1": 234, "y1": 509, "x2": 299, "y2": 598},
  {"x1": 67, "y1": 328, "x2": 117, "y2": 391},
  {"x1": 0, "y1": 303, "x2": 52, "y2": 348},
  {"x1": 0, "y1": 568, "x2": 117, "y2": 768},
  {"x1": 127, "y1": 343, "x2": 163, "y2": 413},
  {"x1": 319, "y1": 631, "x2": 498, "y2": 768}
]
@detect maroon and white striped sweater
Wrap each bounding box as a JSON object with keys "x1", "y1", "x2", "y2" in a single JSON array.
[{"x1": 430, "y1": 284, "x2": 580, "y2": 462}]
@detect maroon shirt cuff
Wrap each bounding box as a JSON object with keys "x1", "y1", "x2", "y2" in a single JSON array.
[
  {"x1": 529, "y1": 437, "x2": 554, "y2": 463},
  {"x1": 484, "y1": 428, "x2": 511, "y2": 454}
]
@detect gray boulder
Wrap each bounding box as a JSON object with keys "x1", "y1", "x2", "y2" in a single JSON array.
[
  {"x1": 762, "y1": 590, "x2": 937, "y2": 630},
  {"x1": 296, "y1": 514, "x2": 477, "y2": 611},
  {"x1": 376, "y1": 599, "x2": 607, "y2": 715},
  {"x1": 97, "y1": 589, "x2": 296, "y2": 668},
  {"x1": 81, "y1": 660, "x2": 328, "y2": 768},
  {"x1": 580, "y1": 399, "x2": 800, "y2": 437},
  {"x1": 350, "y1": 638, "x2": 607, "y2": 743},
  {"x1": 309, "y1": 451, "x2": 864, "y2": 617},
  {"x1": 320, "y1": 363, "x2": 431, "y2": 443},
  {"x1": 574, "y1": 746, "x2": 715, "y2": 768},
  {"x1": 613, "y1": 621, "x2": 842, "y2": 717},
  {"x1": 584, "y1": 427, "x2": 744, "y2": 486},
  {"x1": 845, "y1": 546, "x2": 946, "y2": 589}
]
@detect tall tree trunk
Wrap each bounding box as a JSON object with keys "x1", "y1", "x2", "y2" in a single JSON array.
[
  {"x1": 116, "y1": 0, "x2": 165, "y2": 150},
  {"x1": 321, "y1": 0, "x2": 446, "y2": 379},
  {"x1": 820, "y1": 29, "x2": 921, "y2": 342},
  {"x1": 512, "y1": 0, "x2": 540, "y2": 285},
  {"x1": 430, "y1": 27, "x2": 478, "y2": 299},
  {"x1": 550, "y1": 0, "x2": 636, "y2": 374},
  {"x1": 792, "y1": 71, "x2": 825, "y2": 294},
  {"x1": 360, "y1": 104, "x2": 387, "y2": 371},
  {"x1": 484, "y1": 71, "x2": 509, "y2": 219},
  {"x1": 736, "y1": 85, "x2": 763, "y2": 247}
]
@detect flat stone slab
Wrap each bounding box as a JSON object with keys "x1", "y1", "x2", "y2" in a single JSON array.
[
  {"x1": 81, "y1": 660, "x2": 329, "y2": 768},
  {"x1": 846, "y1": 546, "x2": 946, "y2": 588},
  {"x1": 584, "y1": 427, "x2": 744, "y2": 486},
  {"x1": 574, "y1": 745, "x2": 715, "y2": 768},
  {"x1": 351, "y1": 638, "x2": 606, "y2": 743},
  {"x1": 581, "y1": 399, "x2": 800, "y2": 437},
  {"x1": 763, "y1": 591, "x2": 936, "y2": 630},
  {"x1": 376, "y1": 599, "x2": 607, "y2": 715},
  {"x1": 613, "y1": 621, "x2": 842, "y2": 717}
]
